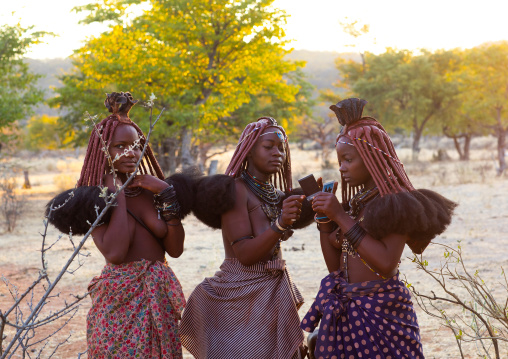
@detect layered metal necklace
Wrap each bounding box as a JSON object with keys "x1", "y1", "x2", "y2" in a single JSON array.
[
  {"x1": 339, "y1": 185, "x2": 380, "y2": 281},
  {"x1": 124, "y1": 186, "x2": 142, "y2": 197},
  {"x1": 240, "y1": 170, "x2": 281, "y2": 206},
  {"x1": 347, "y1": 186, "x2": 380, "y2": 219},
  {"x1": 241, "y1": 170, "x2": 286, "y2": 258}
]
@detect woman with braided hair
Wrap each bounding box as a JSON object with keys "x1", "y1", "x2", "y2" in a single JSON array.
[
  {"x1": 301, "y1": 98, "x2": 457, "y2": 358},
  {"x1": 47, "y1": 92, "x2": 192, "y2": 358},
  {"x1": 180, "y1": 117, "x2": 311, "y2": 359}
]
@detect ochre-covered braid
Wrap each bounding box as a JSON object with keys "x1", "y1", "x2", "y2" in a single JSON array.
[
  {"x1": 337, "y1": 117, "x2": 414, "y2": 203},
  {"x1": 332, "y1": 102, "x2": 414, "y2": 204},
  {"x1": 77, "y1": 114, "x2": 164, "y2": 187},
  {"x1": 225, "y1": 117, "x2": 292, "y2": 192}
]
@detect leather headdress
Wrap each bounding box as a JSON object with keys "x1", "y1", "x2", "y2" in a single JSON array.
[
  {"x1": 330, "y1": 98, "x2": 368, "y2": 127},
  {"x1": 104, "y1": 92, "x2": 139, "y2": 123}
]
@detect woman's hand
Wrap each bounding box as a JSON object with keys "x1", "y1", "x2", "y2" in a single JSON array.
[
  {"x1": 127, "y1": 174, "x2": 169, "y2": 194},
  {"x1": 316, "y1": 177, "x2": 338, "y2": 194},
  {"x1": 280, "y1": 195, "x2": 305, "y2": 227},
  {"x1": 311, "y1": 189, "x2": 343, "y2": 220}
]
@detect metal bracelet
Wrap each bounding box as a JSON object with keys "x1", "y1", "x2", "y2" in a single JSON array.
[{"x1": 344, "y1": 222, "x2": 367, "y2": 249}]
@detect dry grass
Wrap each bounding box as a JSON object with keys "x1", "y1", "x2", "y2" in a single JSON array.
[{"x1": 1, "y1": 139, "x2": 507, "y2": 358}]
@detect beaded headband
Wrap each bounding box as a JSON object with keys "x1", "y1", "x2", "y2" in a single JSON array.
[
  {"x1": 236, "y1": 125, "x2": 286, "y2": 147},
  {"x1": 236, "y1": 127, "x2": 260, "y2": 147},
  {"x1": 337, "y1": 137, "x2": 402, "y2": 165},
  {"x1": 259, "y1": 130, "x2": 287, "y2": 142}
]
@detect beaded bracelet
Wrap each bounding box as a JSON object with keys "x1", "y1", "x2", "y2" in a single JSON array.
[
  {"x1": 154, "y1": 185, "x2": 181, "y2": 221},
  {"x1": 314, "y1": 213, "x2": 331, "y2": 224},
  {"x1": 344, "y1": 222, "x2": 367, "y2": 249},
  {"x1": 154, "y1": 185, "x2": 177, "y2": 205}
]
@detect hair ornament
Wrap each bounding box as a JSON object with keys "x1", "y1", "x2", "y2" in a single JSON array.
[
  {"x1": 260, "y1": 130, "x2": 287, "y2": 142},
  {"x1": 104, "y1": 92, "x2": 139, "y2": 123},
  {"x1": 338, "y1": 137, "x2": 403, "y2": 165},
  {"x1": 330, "y1": 98, "x2": 368, "y2": 126},
  {"x1": 337, "y1": 139, "x2": 354, "y2": 147},
  {"x1": 226, "y1": 117, "x2": 292, "y2": 192},
  {"x1": 236, "y1": 127, "x2": 260, "y2": 147}
]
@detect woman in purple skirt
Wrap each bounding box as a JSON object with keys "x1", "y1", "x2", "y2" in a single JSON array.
[{"x1": 301, "y1": 98, "x2": 457, "y2": 359}]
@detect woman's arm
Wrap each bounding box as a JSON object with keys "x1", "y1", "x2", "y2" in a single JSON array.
[
  {"x1": 222, "y1": 181, "x2": 303, "y2": 266},
  {"x1": 162, "y1": 218, "x2": 185, "y2": 258},
  {"x1": 312, "y1": 191, "x2": 407, "y2": 276},
  {"x1": 313, "y1": 178, "x2": 341, "y2": 272},
  {"x1": 91, "y1": 175, "x2": 131, "y2": 264},
  {"x1": 129, "y1": 174, "x2": 185, "y2": 258},
  {"x1": 319, "y1": 224, "x2": 341, "y2": 272}
]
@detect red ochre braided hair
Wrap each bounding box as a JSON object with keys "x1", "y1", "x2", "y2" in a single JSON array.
[
  {"x1": 225, "y1": 117, "x2": 292, "y2": 192},
  {"x1": 77, "y1": 92, "x2": 164, "y2": 187},
  {"x1": 331, "y1": 98, "x2": 414, "y2": 205}
]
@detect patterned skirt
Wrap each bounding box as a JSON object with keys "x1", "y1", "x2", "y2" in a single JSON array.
[
  {"x1": 180, "y1": 258, "x2": 304, "y2": 359},
  {"x1": 87, "y1": 259, "x2": 185, "y2": 359},
  {"x1": 301, "y1": 271, "x2": 424, "y2": 359}
]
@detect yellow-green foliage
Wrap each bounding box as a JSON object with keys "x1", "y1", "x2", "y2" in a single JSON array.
[
  {"x1": 25, "y1": 115, "x2": 75, "y2": 150},
  {"x1": 53, "y1": 174, "x2": 77, "y2": 192}
]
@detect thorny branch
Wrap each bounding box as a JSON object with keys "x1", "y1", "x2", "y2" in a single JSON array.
[
  {"x1": 408, "y1": 242, "x2": 508, "y2": 359},
  {"x1": 0, "y1": 98, "x2": 165, "y2": 358}
]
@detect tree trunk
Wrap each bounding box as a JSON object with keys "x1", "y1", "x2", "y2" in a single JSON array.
[
  {"x1": 496, "y1": 129, "x2": 507, "y2": 175},
  {"x1": 208, "y1": 160, "x2": 218, "y2": 175},
  {"x1": 22, "y1": 170, "x2": 31, "y2": 189},
  {"x1": 495, "y1": 108, "x2": 507, "y2": 175},
  {"x1": 412, "y1": 130, "x2": 422, "y2": 162},
  {"x1": 452, "y1": 137, "x2": 464, "y2": 160},
  {"x1": 451, "y1": 135, "x2": 472, "y2": 161},
  {"x1": 320, "y1": 144, "x2": 331, "y2": 168},
  {"x1": 463, "y1": 134, "x2": 471, "y2": 161},
  {"x1": 180, "y1": 127, "x2": 195, "y2": 169},
  {"x1": 155, "y1": 138, "x2": 179, "y2": 175},
  {"x1": 198, "y1": 142, "x2": 214, "y2": 173}
]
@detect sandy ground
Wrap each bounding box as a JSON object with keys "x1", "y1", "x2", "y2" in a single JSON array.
[{"x1": 1, "y1": 143, "x2": 507, "y2": 358}]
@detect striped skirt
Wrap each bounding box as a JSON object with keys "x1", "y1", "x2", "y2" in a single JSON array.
[
  {"x1": 301, "y1": 271, "x2": 424, "y2": 359},
  {"x1": 87, "y1": 259, "x2": 185, "y2": 359},
  {"x1": 180, "y1": 258, "x2": 304, "y2": 359}
]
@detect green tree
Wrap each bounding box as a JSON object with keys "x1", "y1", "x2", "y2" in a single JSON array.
[
  {"x1": 440, "y1": 48, "x2": 488, "y2": 161},
  {"x1": 52, "y1": 0, "x2": 310, "y2": 172},
  {"x1": 0, "y1": 23, "x2": 47, "y2": 146},
  {"x1": 25, "y1": 115, "x2": 76, "y2": 150},
  {"x1": 337, "y1": 49, "x2": 458, "y2": 160},
  {"x1": 193, "y1": 66, "x2": 315, "y2": 172},
  {"x1": 464, "y1": 43, "x2": 508, "y2": 174}
]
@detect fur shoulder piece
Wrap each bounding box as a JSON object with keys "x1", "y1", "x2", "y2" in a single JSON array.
[
  {"x1": 283, "y1": 188, "x2": 315, "y2": 229},
  {"x1": 361, "y1": 189, "x2": 457, "y2": 254},
  {"x1": 164, "y1": 173, "x2": 196, "y2": 219},
  {"x1": 45, "y1": 186, "x2": 114, "y2": 235},
  {"x1": 191, "y1": 174, "x2": 236, "y2": 229}
]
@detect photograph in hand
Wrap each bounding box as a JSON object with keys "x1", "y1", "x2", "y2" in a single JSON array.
[
  {"x1": 322, "y1": 181, "x2": 334, "y2": 193},
  {"x1": 297, "y1": 174, "x2": 321, "y2": 200}
]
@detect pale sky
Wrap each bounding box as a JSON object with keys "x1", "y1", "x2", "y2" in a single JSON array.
[{"x1": 2, "y1": 0, "x2": 508, "y2": 59}]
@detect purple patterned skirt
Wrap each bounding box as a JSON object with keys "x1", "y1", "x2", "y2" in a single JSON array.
[{"x1": 301, "y1": 271, "x2": 424, "y2": 359}]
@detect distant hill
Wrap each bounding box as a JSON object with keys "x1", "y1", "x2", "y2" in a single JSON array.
[
  {"x1": 26, "y1": 58, "x2": 73, "y2": 116},
  {"x1": 287, "y1": 49, "x2": 360, "y2": 91},
  {"x1": 26, "y1": 50, "x2": 360, "y2": 117}
]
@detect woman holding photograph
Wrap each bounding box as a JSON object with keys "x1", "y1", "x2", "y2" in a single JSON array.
[
  {"x1": 301, "y1": 98, "x2": 457, "y2": 359},
  {"x1": 180, "y1": 116, "x2": 312, "y2": 359}
]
